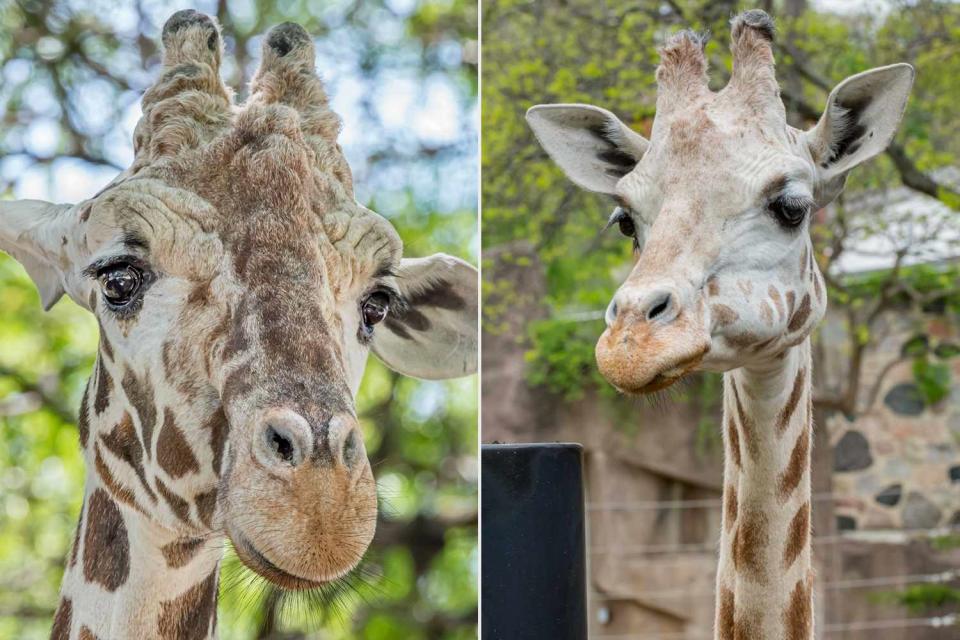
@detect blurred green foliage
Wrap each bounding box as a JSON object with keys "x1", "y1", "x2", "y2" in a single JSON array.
[{"x1": 0, "y1": 0, "x2": 477, "y2": 638}]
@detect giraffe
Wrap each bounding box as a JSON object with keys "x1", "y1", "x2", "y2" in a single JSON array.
[
  {"x1": 0, "y1": 11, "x2": 477, "y2": 640},
  {"x1": 526, "y1": 10, "x2": 913, "y2": 640}
]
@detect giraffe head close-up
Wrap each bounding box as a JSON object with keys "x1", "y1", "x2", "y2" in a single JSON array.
[
  {"x1": 527, "y1": 9, "x2": 912, "y2": 395},
  {"x1": 0, "y1": 9, "x2": 476, "y2": 634}
]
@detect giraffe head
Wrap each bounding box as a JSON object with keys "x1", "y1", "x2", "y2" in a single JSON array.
[
  {"x1": 0, "y1": 12, "x2": 476, "y2": 588},
  {"x1": 527, "y1": 10, "x2": 912, "y2": 394}
]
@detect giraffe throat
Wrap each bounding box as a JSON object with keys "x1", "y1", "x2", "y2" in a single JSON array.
[
  {"x1": 715, "y1": 339, "x2": 814, "y2": 640},
  {"x1": 53, "y1": 342, "x2": 226, "y2": 640}
]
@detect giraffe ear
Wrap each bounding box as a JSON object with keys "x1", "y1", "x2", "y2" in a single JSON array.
[
  {"x1": 0, "y1": 199, "x2": 75, "y2": 310},
  {"x1": 806, "y1": 64, "x2": 914, "y2": 204},
  {"x1": 372, "y1": 254, "x2": 478, "y2": 380},
  {"x1": 526, "y1": 104, "x2": 648, "y2": 194}
]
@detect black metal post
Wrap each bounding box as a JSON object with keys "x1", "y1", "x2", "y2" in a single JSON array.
[{"x1": 481, "y1": 443, "x2": 587, "y2": 640}]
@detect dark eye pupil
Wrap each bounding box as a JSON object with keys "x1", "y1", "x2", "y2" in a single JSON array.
[
  {"x1": 362, "y1": 293, "x2": 389, "y2": 327},
  {"x1": 617, "y1": 215, "x2": 635, "y2": 237},
  {"x1": 770, "y1": 197, "x2": 808, "y2": 228},
  {"x1": 99, "y1": 266, "x2": 141, "y2": 303}
]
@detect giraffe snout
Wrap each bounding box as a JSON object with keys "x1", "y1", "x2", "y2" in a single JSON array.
[{"x1": 597, "y1": 283, "x2": 709, "y2": 394}]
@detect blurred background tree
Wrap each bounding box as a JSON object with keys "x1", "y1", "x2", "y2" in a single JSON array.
[{"x1": 0, "y1": 1, "x2": 477, "y2": 638}]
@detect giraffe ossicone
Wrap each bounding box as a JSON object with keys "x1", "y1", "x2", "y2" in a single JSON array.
[
  {"x1": 528, "y1": 9, "x2": 912, "y2": 640},
  {"x1": 0, "y1": 10, "x2": 477, "y2": 639}
]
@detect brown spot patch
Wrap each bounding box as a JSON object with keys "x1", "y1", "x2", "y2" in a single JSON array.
[
  {"x1": 712, "y1": 304, "x2": 739, "y2": 327},
  {"x1": 733, "y1": 506, "x2": 768, "y2": 582},
  {"x1": 78, "y1": 383, "x2": 91, "y2": 450},
  {"x1": 786, "y1": 290, "x2": 796, "y2": 317},
  {"x1": 733, "y1": 608, "x2": 762, "y2": 640},
  {"x1": 707, "y1": 277, "x2": 720, "y2": 297},
  {"x1": 99, "y1": 324, "x2": 114, "y2": 360},
  {"x1": 121, "y1": 368, "x2": 157, "y2": 459},
  {"x1": 51, "y1": 598, "x2": 72, "y2": 640},
  {"x1": 70, "y1": 499, "x2": 84, "y2": 568},
  {"x1": 93, "y1": 358, "x2": 113, "y2": 415},
  {"x1": 726, "y1": 414, "x2": 742, "y2": 469},
  {"x1": 718, "y1": 586, "x2": 735, "y2": 640},
  {"x1": 157, "y1": 408, "x2": 200, "y2": 478},
  {"x1": 157, "y1": 477, "x2": 193, "y2": 525},
  {"x1": 783, "y1": 502, "x2": 811, "y2": 569},
  {"x1": 799, "y1": 245, "x2": 809, "y2": 277},
  {"x1": 101, "y1": 412, "x2": 157, "y2": 502},
  {"x1": 79, "y1": 627, "x2": 98, "y2": 640},
  {"x1": 195, "y1": 488, "x2": 217, "y2": 529},
  {"x1": 83, "y1": 488, "x2": 130, "y2": 591},
  {"x1": 732, "y1": 383, "x2": 759, "y2": 461},
  {"x1": 187, "y1": 279, "x2": 213, "y2": 306},
  {"x1": 737, "y1": 280, "x2": 753, "y2": 296},
  {"x1": 776, "y1": 368, "x2": 806, "y2": 434},
  {"x1": 787, "y1": 294, "x2": 812, "y2": 333},
  {"x1": 760, "y1": 300, "x2": 773, "y2": 326},
  {"x1": 778, "y1": 427, "x2": 810, "y2": 500},
  {"x1": 158, "y1": 568, "x2": 218, "y2": 640},
  {"x1": 784, "y1": 576, "x2": 813, "y2": 640},
  {"x1": 162, "y1": 537, "x2": 206, "y2": 569},
  {"x1": 768, "y1": 285, "x2": 784, "y2": 319},
  {"x1": 813, "y1": 272, "x2": 823, "y2": 303},
  {"x1": 724, "y1": 484, "x2": 738, "y2": 532},
  {"x1": 94, "y1": 443, "x2": 142, "y2": 513},
  {"x1": 204, "y1": 408, "x2": 228, "y2": 475}
]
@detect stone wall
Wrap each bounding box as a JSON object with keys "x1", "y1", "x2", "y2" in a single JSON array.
[{"x1": 821, "y1": 309, "x2": 960, "y2": 533}]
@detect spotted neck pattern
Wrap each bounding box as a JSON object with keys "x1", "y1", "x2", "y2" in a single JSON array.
[
  {"x1": 715, "y1": 339, "x2": 814, "y2": 640},
  {"x1": 51, "y1": 339, "x2": 227, "y2": 640}
]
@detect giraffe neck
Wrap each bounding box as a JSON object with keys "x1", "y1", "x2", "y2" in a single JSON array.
[
  {"x1": 715, "y1": 339, "x2": 813, "y2": 640},
  {"x1": 52, "y1": 351, "x2": 224, "y2": 640}
]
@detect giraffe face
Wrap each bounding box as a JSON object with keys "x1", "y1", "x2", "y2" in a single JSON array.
[
  {"x1": 0, "y1": 12, "x2": 477, "y2": 590},
  {"x1": 527, "y1": 12, "x2": 913, "y2": 394}
]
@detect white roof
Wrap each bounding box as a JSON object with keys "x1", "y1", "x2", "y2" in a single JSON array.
[{"x1": 828, "y1": 167, "x2": 960, "y2": 275}]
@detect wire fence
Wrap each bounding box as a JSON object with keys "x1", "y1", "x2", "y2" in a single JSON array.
[
  {"x1": 587, "y1": 488, "x2": 960, "y2": 512},
  {"x1": 590, "y1": 613, "x2": 958, "y2": 639},
  {"x1": 589, "y1": 525, "x2": 960, "y2": 556},
  {"x1": 590, "y1": 569, "x2": 960, "y2": 602}
]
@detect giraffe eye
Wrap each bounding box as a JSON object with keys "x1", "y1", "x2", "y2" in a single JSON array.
[
  {"x1": 769, "y1": 196, "x2": 810, "y2": 229},
  {"x1": 359, "y1": 290, "x2": 391, "y2": 340},
  {"x1": 98, "y1": 263, "x2": 143, "y2": 307},
  {"x1": 606, "y1": 206, "x2": 636, "y2": 238}
]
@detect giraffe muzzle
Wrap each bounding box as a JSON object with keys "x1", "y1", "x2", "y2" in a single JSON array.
[
  {"x1": 597, "y1": 284, "x2": 710, "y2": 394},
  {"x1": 223, "y1": 409, "x2": 378, "y2": 588}
]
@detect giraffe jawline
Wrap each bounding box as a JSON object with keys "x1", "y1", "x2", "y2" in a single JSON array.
[{"x1": 232, "y1": 533, "x2": 326, "y2": 590}]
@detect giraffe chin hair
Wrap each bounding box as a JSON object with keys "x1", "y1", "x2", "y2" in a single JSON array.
[
  {"x1": 609, "y1": 353, "x2": 704, "y2": 395},
  {"x1": 230, "y1": 533, "x2": 330, "y2": 590}
]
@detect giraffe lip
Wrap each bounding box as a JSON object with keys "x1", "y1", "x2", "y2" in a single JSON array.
[
  {"x1": 232, "y1": 533, "x2": 325, "y2": 590},
  {"x1": 618, "y1": 351, "x2": 706, "y2": 395}
]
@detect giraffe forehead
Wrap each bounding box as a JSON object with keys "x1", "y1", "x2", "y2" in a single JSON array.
[{"x1": 82, "y1": 171, "x2": 400, "y2": 289}]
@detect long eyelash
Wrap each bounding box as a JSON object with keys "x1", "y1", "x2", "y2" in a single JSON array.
[
  {"x1": 81, "y1": 254, "x2": 149, "y2": 279},
  {"x1": 375, "y1": 283, "x2": 405, "y2": 312},
  {"x1": 602, "y1": 206, "x2": 627, "y2": 232}
]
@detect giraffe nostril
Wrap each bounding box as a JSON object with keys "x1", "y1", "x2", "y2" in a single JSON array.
[
  {"x1": 342, "y1": 428, "x2": 360, "y2": 468},
  {"x1": 646, "y1": 293, "x2": 672, "y2": 321},
  {"x1": 262, "y1": 422, "x2": 303, "y2": 467},
  {"x1": 268, "y1": 426, "x2": 294, "y2": 462}
]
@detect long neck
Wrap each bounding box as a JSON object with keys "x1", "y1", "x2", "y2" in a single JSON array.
[
  {"x1": 715, "y1": 340, "x2": 813, "y2": 640},
  {"x1": 52, "y1": 352, "x2": 224, "y2": 640}
]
